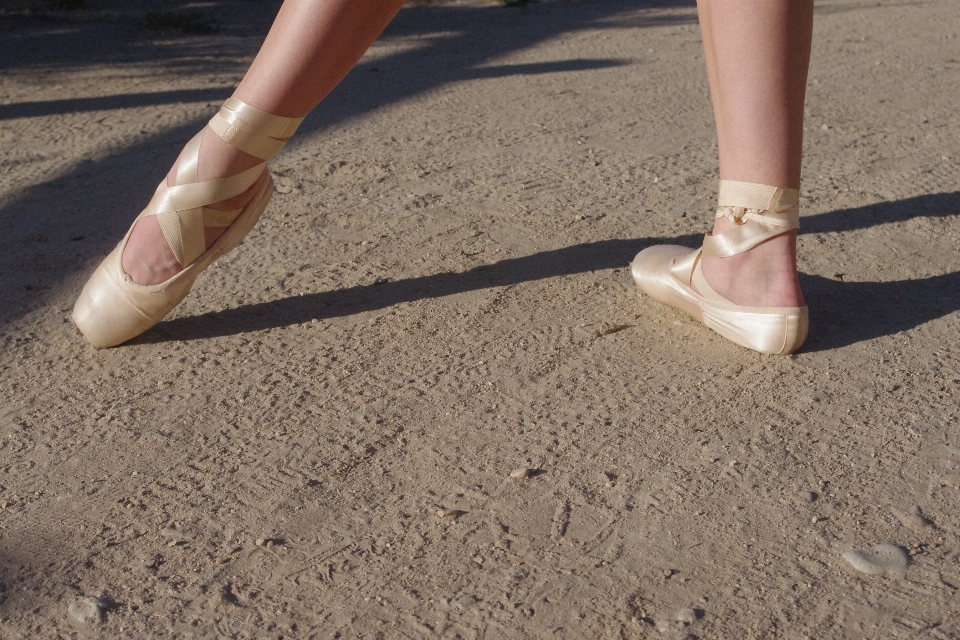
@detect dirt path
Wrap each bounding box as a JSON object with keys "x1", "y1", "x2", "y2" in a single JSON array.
[{"x1": 1, "y1": 0, "x2": 959, "y2": 637}]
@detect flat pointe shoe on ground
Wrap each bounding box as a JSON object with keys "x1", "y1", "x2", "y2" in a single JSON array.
[
  {"x1": 71, "y1": 99, "x2": 303, "y2": 348},
  {"x1": 631, "y1": 180, "x2": 808, "y2": 355}
]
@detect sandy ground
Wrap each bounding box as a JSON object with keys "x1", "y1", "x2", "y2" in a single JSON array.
[{"x1": 1, "y1": 0, "x2": 959, "y2": 637}]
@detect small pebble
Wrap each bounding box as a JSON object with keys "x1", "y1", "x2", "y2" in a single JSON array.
[
  {"x1": 901, "y1": 513, "x2": 931, "y2": 529},
  {"x1": 896, "y1": 507, "x2": 932, "y2": 530},
  {"x1": 435, "y1": 509, "x2": 464, "y2": 519},
  {"x1": 455, "y1": 594, "x2": 479, "y2": 610},
  {"x1": 255, "y1": 538, "x2": 267, "y2": 547},
  {"x1": 811, "y1": 516, "x2": 820, "y2": 524},
  {"x1": 675, "y1": 607, "x2": 699, "y2": 624},
  {"x1": 655, "y1": 619, "x2": 674, "y2": 633},
  {"x1": 274, "y1": 176, "x2": 296, "y2": 194},
  {"x1": 68, "y1": 597, "x2": 107, "y2": 624},
  {"x1": 510, "y1": 468, "x2": 532, "y2": 479},
  {"x1": 841, "y1": 544, "x2": 908, "y2": 575}
]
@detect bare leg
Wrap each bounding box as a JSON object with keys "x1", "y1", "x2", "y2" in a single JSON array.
[
  {"x1": 123, "y1": 0, "x2": 405, "y2": 285},
  {"x1": 695, "y1": 0, "x2": 813, "y2": 307}
]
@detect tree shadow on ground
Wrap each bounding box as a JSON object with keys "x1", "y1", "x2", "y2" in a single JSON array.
[
  {"x1": 0, "y1": 0, "x2": 693, "y2": 117},
  {"x1": 0, "y1": 0, "x2": 696, "y2": 328}
]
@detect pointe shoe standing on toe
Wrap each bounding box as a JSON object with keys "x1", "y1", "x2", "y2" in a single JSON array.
[
  {"x1": 71, "y1": 99, "x2": 303, "y2": 348},
  {"x1": 631, "y1": 180, "x2": 808, "y2": 355}
]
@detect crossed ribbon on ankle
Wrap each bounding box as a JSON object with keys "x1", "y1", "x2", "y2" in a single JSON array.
[{"x1": 701, "y1": 181, "x2": 801, "y2": 258}]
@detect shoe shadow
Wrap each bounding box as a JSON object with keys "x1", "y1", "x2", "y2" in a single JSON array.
[
  {"x1": 141, "y1": 191, "x2": 960, "y2": 351},
  {"x1": 802, "y1": 272, "x2": 960, "y2": 353}
]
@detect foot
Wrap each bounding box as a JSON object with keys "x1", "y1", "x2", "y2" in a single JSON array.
[
  {"x1": 695, "y1": 217, "x2": 804, "y2": 308},
  {"x1": 121, "y1": 128, "x2": 264, "y2": 285}
]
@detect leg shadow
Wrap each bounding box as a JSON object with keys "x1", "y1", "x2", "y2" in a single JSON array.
[
  {"x1": 143, "y1": 188, "x2": 960, "y2": 350},
  {"x1": 137, "y1": 236, "x2": 690, "y2": 344},
  {"x1": 801, "y1": 191, "x2": 960, "y2": 233},
  {"x1": 139, "y1": 229, "x2": 960, "y2": 352},
  {"x1": 798, "y1": 190, "x2": 960, "y2": 350}
]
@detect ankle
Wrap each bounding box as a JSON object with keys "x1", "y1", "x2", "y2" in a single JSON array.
[
  {"x1": 166, "y1": 127, "x2": 264, "y2": 210},
  {"x1": 123, "y1": 128, "x2": 266, "y2": 286}
]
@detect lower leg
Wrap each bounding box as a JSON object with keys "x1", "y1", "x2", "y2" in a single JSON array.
[
  {"x1": 123, "y1": 0, "x2": 405, "y2": 284},
  {"x1": 695, "y1": 0, "x2": 813, "y2": 307}
]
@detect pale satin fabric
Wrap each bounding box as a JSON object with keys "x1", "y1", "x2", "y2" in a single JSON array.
[
  {"x1": 632, "y1": 180, "x2": 808, "y2": 355},
  {"x1": 71, "y1": 100, "x2": 302, "y2": 348}
]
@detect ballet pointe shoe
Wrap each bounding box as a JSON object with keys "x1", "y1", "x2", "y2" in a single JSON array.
[
  {"x1": 631, "y1": 180, "x2": 808, "y2": 355},
  {"x1": 72, "y1": 98, "x2": 304, "y2": 348}
]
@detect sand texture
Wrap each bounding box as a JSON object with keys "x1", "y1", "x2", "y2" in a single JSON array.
[{"x1": 1, "y1": 0, "x2": 959, "y2": 637}]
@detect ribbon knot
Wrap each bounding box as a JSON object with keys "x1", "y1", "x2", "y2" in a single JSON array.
[
  {"x1": 716, "y1": 205, "x2": 795, "y2": 229},
  {"x1": 718, "y1": 205, "x2": 757, "y2": 224}
]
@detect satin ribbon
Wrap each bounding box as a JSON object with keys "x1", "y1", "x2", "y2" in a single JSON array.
[{"x1": 208, "y1": 98, "x2": 304, "y2": 160}]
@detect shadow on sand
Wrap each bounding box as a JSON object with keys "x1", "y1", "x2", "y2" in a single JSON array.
[{"x1": 140, "y1": 192, "x2": 960, "y2": 352}]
